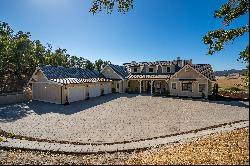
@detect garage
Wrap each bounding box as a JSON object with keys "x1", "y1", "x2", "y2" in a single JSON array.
[
  {"x1": 89, "y1": 84, "x2": 101, "y2": 98},
  {"x1": 68, "y1": 86, "x2": 85, "y2": 103},
  {"x1": 32, "y1": 82, "x2": 62, "y2": 104},
  {"x1": 103, "y1": 83, "x2": 111, "y2": 94},
  {"x1": 29, "y1": 65, "x2": 111, "y2": 104}
]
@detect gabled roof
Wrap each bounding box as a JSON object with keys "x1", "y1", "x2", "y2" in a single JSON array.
[
  {"x1": 108, "y1": 64, "x2": 129, "y2": 79},
  {"x1": 190, "y1": 64, "x2": 215, "y2": 81},
  {"x1": 31, "y1": 65, "x2": 110, "y2": 85}
]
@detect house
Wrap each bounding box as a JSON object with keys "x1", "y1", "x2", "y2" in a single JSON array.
[
  {"x1": 28, "y1": 65, "x2": 112, "y2": 104},
  {"x1": 100, "y1": 64, "x2": 129, "y2": 93},
  {"x1": 102, "y1": 57, "x2": 215, "y2": 98},
  {"x1": 29, "y1": 57, "x2": 215, "y2": 104}
]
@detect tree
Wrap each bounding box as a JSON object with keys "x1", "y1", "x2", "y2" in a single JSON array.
[
  {"x1": 85, "y1": 60, "x2": 95, "y2": 70},
  {"x1": 94, "y1": 59, "x2": 111, "y2": 71},
  {"x1": 203, "y1": 0, "x2": 249, "y2": 86},
  {"x1": 0, "y1": 21, "x2": 112, "y2": 93},
  {"x1": 89, "y1": 0, "x2": 133, "y2": 14}
]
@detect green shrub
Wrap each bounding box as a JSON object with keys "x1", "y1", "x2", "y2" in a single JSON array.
[
  {"x1": 202, "y1": 92, "x2": 206, "y2": 99},
  {"x1": 101, "y1": 89, "x2": 105, "y2": 96},
  {"x1": 0, "y1": 137, "x2": 3, "y2": 142},
  {"x1": 112, "y1": 88, "x2": 116, "y2": 93},
  {"x1": 8, "y1": 133, "x2": 16, "y2": 138}
]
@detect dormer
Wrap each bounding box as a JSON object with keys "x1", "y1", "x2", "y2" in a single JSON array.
[
  {"x1": 162, "y1": 64, "x2": 175, "y2": 74},
  {"x1": 145, "y1": 65, "x2": 157, "y2": 74},
  {"x1": 130, "y1": 66, "x2": 141, "y2": 73}
]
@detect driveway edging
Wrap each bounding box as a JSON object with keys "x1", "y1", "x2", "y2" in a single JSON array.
[{"x1": 0, "y1": 121, "x2": 248, "y2": 154}]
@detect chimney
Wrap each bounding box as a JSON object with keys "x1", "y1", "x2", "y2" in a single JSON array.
[{"x1": 176, "y1": 57, "x2": 183, "y2": 68}]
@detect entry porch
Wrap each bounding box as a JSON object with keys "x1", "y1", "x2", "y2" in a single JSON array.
[{"x1": 127, "y1": 79, "x2": 169, "y2": 95}]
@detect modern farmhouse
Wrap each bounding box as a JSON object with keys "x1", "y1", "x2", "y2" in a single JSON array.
[{"x1": 28, "y1": 57, "x2": 215, "y2": 104}]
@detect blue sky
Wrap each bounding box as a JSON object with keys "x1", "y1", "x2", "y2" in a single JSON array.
[{"x1": 0, "y1": 0, "x2": 249, "y2": 71}]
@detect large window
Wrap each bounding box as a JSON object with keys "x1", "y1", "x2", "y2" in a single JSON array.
[
  {"x1": 172, "y1": 83, "x2": 177, "y2": 89},
  {"x1": 149, "y1": 68, "x2": 154, "y2": 72},
  {"x1": 166, "y1": 67, "x2": 171, "y2": 73},
  {"x1": 182, "y1": 83, "x2": 192, "y2": 92},
  {"x1": 133, "y1": 68, "x2": 137, "y2": 72},
  {"x1": 199, "y1": 84, "x2": 206, "y2": 92}
]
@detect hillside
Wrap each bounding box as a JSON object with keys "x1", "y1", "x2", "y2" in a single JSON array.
[{"x1": 213, "y1": 69, "x2": 247, "y2": 76}]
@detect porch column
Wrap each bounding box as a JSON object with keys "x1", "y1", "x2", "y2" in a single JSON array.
[
  {"x1": 206, "y1": 80, "x2": 209, "y2": 98},
  {"x1": 151, "y1": 80, "x2": 153, "y2": 95},
  {"x1": 139, "y1": 80, "x2": 142, "y2": 94}
]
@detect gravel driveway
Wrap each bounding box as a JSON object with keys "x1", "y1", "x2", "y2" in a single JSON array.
[{"x1": 0, "y1": 93, "x2": 248, "y2": 143}]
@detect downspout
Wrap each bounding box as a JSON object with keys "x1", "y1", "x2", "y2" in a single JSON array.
[{"x1": 61, "y1": 86, "x2": 63, "y2": 104}]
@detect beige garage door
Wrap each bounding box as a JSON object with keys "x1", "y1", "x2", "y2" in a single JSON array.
[
  {"x1": 89, "y1": 84, "x2": 101, "y2": 98},
  {"x1": 32, "y1": 83, "x2": 61, "y2": 104},
  {"x1": 68, "y1": 86, "x2": 85, "y2": 103},
  {"x1": 103, "y1": 83, "x2": 111, "y2": 94}
]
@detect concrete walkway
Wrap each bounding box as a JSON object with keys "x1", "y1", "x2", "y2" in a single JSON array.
[{"x1": 0, "y1": 121, "x2": 248, "y2": 153}]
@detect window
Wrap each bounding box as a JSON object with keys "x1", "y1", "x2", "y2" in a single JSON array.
[
  {"x1": 166, "y1": 67, "x2": 171, "y2": 73},
  {"x1": 172, "y1": 83, "x2": 177, "y2": 90},
  {"x1": 134, "y1": 68, "x2": 137, "y2": 72},
  {"x1": 199, "y1": 84, "x2": 206, "y2": 92},
  {"x1": 182, "y1": 83, "x2": 192, "y2": 92},
  {"x1": 117, "y1": 83, "x2": 119, "y2": 89},
  {"x1": 149, "y1": 68, "x2": 154, "y2": 72},
  {"x1": 128, "y1": 81, "x2": 130, "y2": 87}
]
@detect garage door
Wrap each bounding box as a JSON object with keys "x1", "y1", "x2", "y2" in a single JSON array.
[
  {"x1": 68, "y1": 86, "x2": 85, "y2": 102},
  {"x1": 89, "y1": 84, "x2": 101, "y2": 98},
  {"x1": 103, "y1": 83, "x2": 111, "y2": 94},
  {"x1": 32, "y1": 83, "x2": 61, "y2": 104}
]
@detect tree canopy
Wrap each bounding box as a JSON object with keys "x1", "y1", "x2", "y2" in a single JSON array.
[
  {"x1": 89, "y1": 0, "x2": 133, "y2": 14},
  {"x1": 0, "y1": 21, "x2": 111, "y2": 93},
  {"x1": 202, "y1": 0, "x2": 249, "y2": 86}
]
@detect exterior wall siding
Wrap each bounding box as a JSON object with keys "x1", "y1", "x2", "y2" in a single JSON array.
[{"x1": 168, "y1": 66, "x2": 211, "y2": 98}]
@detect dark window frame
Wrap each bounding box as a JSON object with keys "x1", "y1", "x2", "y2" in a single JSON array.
[
  {"x1": 199, "y1": 84, "x2": 206, "y2": 92},
  {"x1": 166, "y1": 67, "x2": 171, "y2": 73},
  {"x1": 149, "y1": 68, "x2": 154, "y2": 73},
  {"x1": 182, "y1": 82, "x2": 192, "y2": 92},
  {"x1": 133, "y1": 68, "x2": 138, "y2": 72},
  {"x1": 172, "y1": 82, "x2": 177, "y2": 89}
]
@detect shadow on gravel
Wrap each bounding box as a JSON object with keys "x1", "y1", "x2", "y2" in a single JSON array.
[
  {"x1": 171, "y1": 97, "x2": 249, "y2": 108},
  {"x1": 0, "y1": 93, "x2": 138, "y2": 122},
  {"x1": 0, "y1": 103, "x2": 34, "y2": 123}
]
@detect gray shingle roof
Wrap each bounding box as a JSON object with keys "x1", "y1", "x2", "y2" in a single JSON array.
[
  {"x1": 123, "y1": 61, "x2": 174, "y2": 66},
  {"x1": 108, "y1": 64, "x2": 129, "y2": 79},
  {"x1": 190, "y1": 64, "x2": 215, "y2": 81},
  {"x1": 39, "y1": 65, "x2": 110, "y2": 84}
]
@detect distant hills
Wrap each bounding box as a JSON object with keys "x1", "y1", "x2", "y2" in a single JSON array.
[{"x1": 213, "y1": 69, "x2": 247, "y2": 76}]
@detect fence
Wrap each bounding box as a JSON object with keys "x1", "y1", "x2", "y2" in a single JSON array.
[{"x1": 0, "y1": 90, "x2": 32, "y2": 106}]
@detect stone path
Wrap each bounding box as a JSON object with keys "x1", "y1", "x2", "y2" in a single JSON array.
[{"x1": 0, "y1": 121, "x2": 248, "y2": 153}]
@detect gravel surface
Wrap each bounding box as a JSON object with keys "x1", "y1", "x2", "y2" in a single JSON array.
[
  {"x1": 0, "y1": 127, "x2": 248, "y2": 165},
  {"x1": 0, "y1": 93, "x2": 249, "y2": 143}
]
